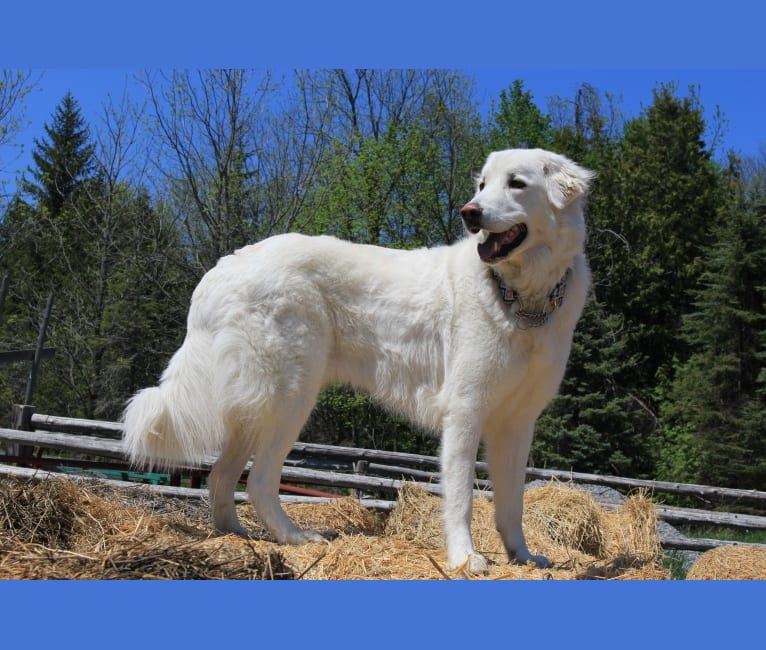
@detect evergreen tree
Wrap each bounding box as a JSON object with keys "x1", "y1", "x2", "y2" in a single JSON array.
[
  {"x1": 741, "y1": 161, "x2": 766, "y2": 488},
  {"x1": 94, "y1": 188, "x2": 188, "y2": 418},
  {"x1": 659, "y1": 156, "x2": 766, "y2": 488},
  {"x1": 526, "y1": 83, "x2": 656, "y2": 476},
  {"x1": 0, "y1": 92, "x2": 191, "y2": 421},
  {"x1": 22, "y1": 91, "x2": 94, "y2": 217},
  {"x1": 487, "y1": 80, "x2": 551, "y2": 151},
  {"x1": 605, "y1": 84, "x2": 721, "y2": 424},
  {"x1": 532, "y1": 297, "x2": 656, "y2": 477}
]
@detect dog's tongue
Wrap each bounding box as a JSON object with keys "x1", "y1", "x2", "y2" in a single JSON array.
[
  {"x1": 477, "y1": 225, "x2": 525, "y2": 262},
  {"x1": 477, "y1": 233, "x2": 504, "y2": 262}
]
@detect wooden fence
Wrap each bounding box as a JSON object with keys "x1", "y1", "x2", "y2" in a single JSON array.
[{"x1": 1, "y1": 410, "x2": 765, "y2": 553}]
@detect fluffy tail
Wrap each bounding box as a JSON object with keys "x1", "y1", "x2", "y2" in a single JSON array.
[{"x1": 122, "y1": 331, "x2": 225, "y2": 470}]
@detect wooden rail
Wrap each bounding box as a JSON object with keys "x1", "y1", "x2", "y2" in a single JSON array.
[
  {"x1": 24, "y1": 413, "x2": 766, "y2": 505},
  {"x1": 0, "y1": 426, "x2": 486, "y2": 500}
]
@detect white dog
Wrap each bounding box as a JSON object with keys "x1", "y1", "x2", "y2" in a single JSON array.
[{"x1": 123, "y1": 148, "x2": 594, "y2": 573}]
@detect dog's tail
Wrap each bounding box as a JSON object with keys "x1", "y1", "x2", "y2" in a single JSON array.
[{"x1": 122, "y1": 331, "x2": 224, "y2": 470}]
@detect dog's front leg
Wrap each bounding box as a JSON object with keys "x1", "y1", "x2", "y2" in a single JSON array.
[
  {"x1": 440, "y1": 419, "x2": 487, "y2": 574},
  {"x1": 485, "y1": 425, "x2": 551, "y2": 568}
]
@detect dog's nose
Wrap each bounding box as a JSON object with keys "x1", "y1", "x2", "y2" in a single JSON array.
[{"x1": 460, "y1": 202, "x2": 483, "y2": 233}]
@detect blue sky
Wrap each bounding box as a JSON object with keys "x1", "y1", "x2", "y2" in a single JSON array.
[{"x1": 1, "y1": 67, "x2": 764, "y2": 194}]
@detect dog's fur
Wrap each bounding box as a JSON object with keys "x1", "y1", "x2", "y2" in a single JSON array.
[{"x1": 123, "y1": 148, "x2": 594, "y2": 573}]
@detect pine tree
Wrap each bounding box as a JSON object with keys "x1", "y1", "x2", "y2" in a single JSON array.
[
  {"x1": 524, "y1": 83, "x2": 658, "y2": 476},
  {"x1": 659, "y1": 156, "x2": 766, "y2": 488},
  {"x1": 22, "y1": 91, "x2": 94, "y2": 217},
  {"x1": 604, "y1": 84, "x2": 722, "y2": 425},
  {"x1": 532, "y1": 297, "x2": 656, "y2": 476},
  {"x1": 487, "y1": 80, "x2": 551, "y2": 151}
]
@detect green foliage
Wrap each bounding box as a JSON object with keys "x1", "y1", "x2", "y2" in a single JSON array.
[
  {"x1": 309, "y1": 71, "x2": 483, "y2": 248},
  {"x1": 678, "y1": 526, "x2": 766, "y2": 544},
  {"x1": 21, "y1": 91, "x2": 94, "y2": 218},
  {"x1": 487, "y1": 80, "x2": 551, "y2": 151},
  {"x1": 1, "y1": 94, "x2": 190, "y2": 421},
  {"x1": 533, "y1": 298, "x2": 655, "y2": 477},
  {"x1": 658, "y1": 156, "x2": 766, "y2": 488},
  {"x1": 663, "y1": 550, "x2": 692, "y2": 580},
  {"x1": 303, "y1": 385, "x2": 439, "y2": 455},
  {"x1": 608, "y1": 84, "x2": 721, "y2": 395}
]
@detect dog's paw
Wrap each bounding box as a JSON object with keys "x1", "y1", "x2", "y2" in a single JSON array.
[
  {"x1": 513, "y1": 550, "x2": 551, "y2": 569},
  {"x1": 450, "y1": 551, "x2": 489, "y2": 575},
  {"x1": 281, "y1": 528, "x2": 327, "y2": 545},
  {"x1": 214, "y1": 523, "x2": 252, "y2": 538},
  {"x1": 467, "y1": 552, "x2": 490, "y2": 574}
]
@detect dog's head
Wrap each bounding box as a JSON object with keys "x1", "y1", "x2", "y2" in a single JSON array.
[{"x1": 461, "y1": 149, "x2": 594, "y2": 267}]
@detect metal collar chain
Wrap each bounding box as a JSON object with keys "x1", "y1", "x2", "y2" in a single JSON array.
[{"x1": 492, "y1": 269, "x2": 570, "y2": 329}]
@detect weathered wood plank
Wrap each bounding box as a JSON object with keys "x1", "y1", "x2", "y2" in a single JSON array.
[
  {"x1": 0, "y1": 427, "x2": 418, "y2": 494},
  {"x1": 4, "y1": 427, "x2": 766, "y2": 519},
  {"x1": 654, "y1": 505, "x2": 766, "y2": 530},
  {"x1": 26, "y1": 413, "x2": 766, "y2": 505},
  {"x1": 30, "y1": 413, "x2": 123, "y2": 438},
  {"x1": 659, "y1": 536, "x2": 766, "y2": 552},
  {"x1": 0, "y1": 427, "x2": 126, "y2": 459},
  {"x1": 520, "y1": 466, "x2": 766, "y2": 504},
  {"x1": 290, "y1": 441, "x2": 442, "y2": 471}
]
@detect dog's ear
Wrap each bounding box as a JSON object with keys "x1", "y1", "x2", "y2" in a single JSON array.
[{"x1": 543, "y1": 155, "x2": 596, "y2": 209}]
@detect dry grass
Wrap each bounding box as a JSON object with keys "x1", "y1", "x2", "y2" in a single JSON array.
[
  {"x1": 0, "y1": 478, "x2": 292, "y2": 580},
  {"x1": 0, "y1": 475, "x2": 673, "y2": 580},
  {"x1": 686, "y1": 545, "x2": 766, "y2": 580}
]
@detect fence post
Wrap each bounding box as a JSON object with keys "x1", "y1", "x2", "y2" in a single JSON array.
[
  {"x1": 353, "y1": 460, "x2": 369, "y2": 499},
  {"x1": 24, "y1": 292, "x2": 54, "y2": 406},
  {"x1": 12, "y1": 404, "x2": 36, "y2": 461}
]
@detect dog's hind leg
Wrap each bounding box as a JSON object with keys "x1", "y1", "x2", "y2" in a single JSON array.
[
  {"x1": 208, "y1": 426, "x2": 257, "y2": 537},
  {"x1": 246, "y1": 405, "x2": 325, "y2": 545}
]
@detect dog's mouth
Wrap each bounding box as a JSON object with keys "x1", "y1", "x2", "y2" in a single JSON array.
[{"x1": 476, "y1": 224, "x2": 528, "y2": 263}]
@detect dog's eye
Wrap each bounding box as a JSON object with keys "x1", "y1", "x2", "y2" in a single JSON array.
[
  {"x1": 478, "y1": 181, "x2": 485, "y2": 191},
  {"x1": 508, "y1": 177, "x2": 526, "y2": 190}
]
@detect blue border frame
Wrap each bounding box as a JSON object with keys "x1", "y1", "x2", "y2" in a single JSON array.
[{"x1": 1, "y1": 3, "x2": 764, "y2": 649}]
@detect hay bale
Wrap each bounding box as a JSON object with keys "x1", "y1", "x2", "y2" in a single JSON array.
[
  {"x1": 602, "y1": 491, "x2": 662, "y2": 561},
  {"x1": 383, "y1": 481, "x2": 610, "y2": 576},
  {"x1": 285, "y1": 497, "x2": 383, "y2": 537},
  {"x1": 687, "y1": 545, "x2": 766, "y2": 580},
  {"x1": 384, "y1": 482, "x2": 443, "y2": 548},
  {"x1": 523, "y1": 482, "x2": 607, "y2": 558},
  {"x1": 0, "y1": 476, "x2": 294, "y2": 580},
  {"x1": 568, "y1": 490, "x2": 668, "y2": 580},
  {"x1": 0, "y1": 477, "x2": 83, "y2": 547}
]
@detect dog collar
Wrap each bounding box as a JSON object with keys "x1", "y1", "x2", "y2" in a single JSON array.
[{"x1": 492, "y1": 269, "x2": 570, "y2": 329}]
